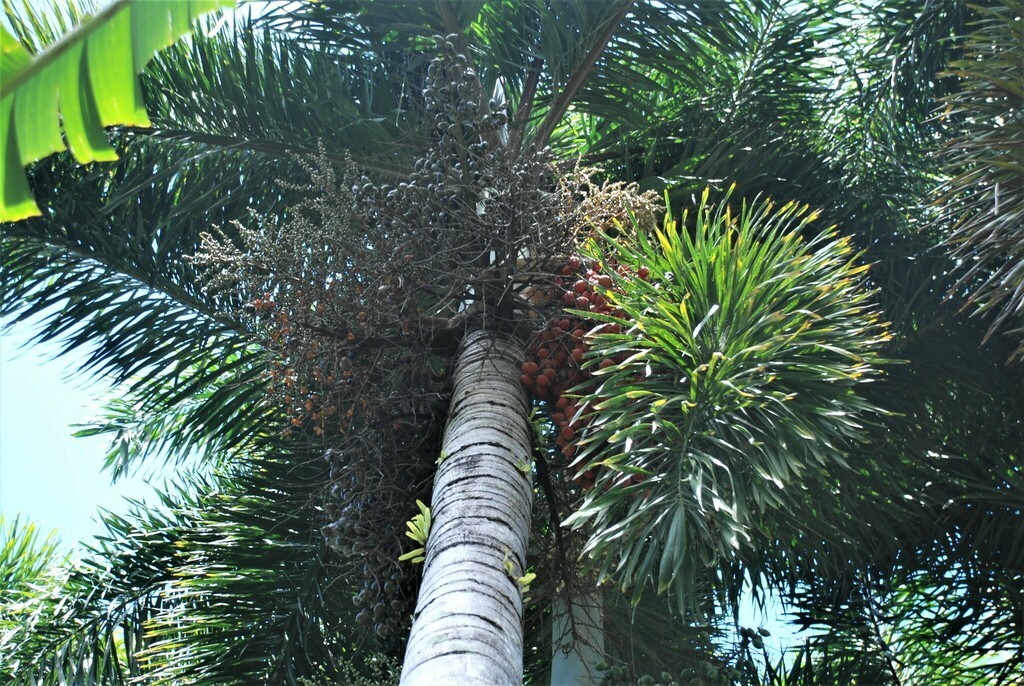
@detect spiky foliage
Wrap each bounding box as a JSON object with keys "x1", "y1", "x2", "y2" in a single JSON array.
[
  {"x1": 566, "y1": 190, "x2": 891, "y2": 613},
  {"x1": 941, "y1": 0, "x2": 1024, "y2": 357},
  {"x1": 0, "y1": 447, "x2": 383, "y2": 686}
]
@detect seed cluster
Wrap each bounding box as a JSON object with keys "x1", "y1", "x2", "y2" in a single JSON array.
[{"x1": 520, "y1": 256, "x2": 650, "y2": 490}]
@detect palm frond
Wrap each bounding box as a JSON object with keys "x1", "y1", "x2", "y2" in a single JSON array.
[
  {"x1": 0, "y1": 502, "x2": 187, "y2": 685},
  {"x1": 139, "y1": 13, "x2": 421, "y2": 175},
  {"x1": 0, "y1": 516, "x2": 62, "y2": 604},
  {"x1": 565, "y1": 190, "x2": 892, "y2": 613},
  {"x1": 0, "y1": 0, "x2": 233, "y2": 221},
  {"x1": 0, "y1": 444, "x2": 376, "y2": 686},
  {"x1": 940, "y1": 0, "x2": 1024, "y2": 356}
]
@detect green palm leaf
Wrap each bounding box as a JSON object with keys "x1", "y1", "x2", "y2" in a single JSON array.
[
  {"x1": 940, "y1": 0, "x2": 1024, "y2": 356},
  {"x1": 0, "y1": 0, "x2": 234, "y2": 222},
  {"x1": 565, "y1": 189, "x2": 892, "y2": 613}
]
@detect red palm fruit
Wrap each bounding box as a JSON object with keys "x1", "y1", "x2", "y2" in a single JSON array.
[
  {"x1": 551, "y1": 412, "x2": 565, "y2": 424},
  {"x1": 559, "y1": 318, "x2": 571, "y2": 330},
  {"x1": 571, "y1": 327, "x2": 586, "y2": 340},
  {"x1": 542, "y1": 368, "x2": 556, "y2": 381},
  {"x1": 562, "y1": 444, "x2": 576, "y2": 459},
  {"x1": 555, "y1": 397, "x2": 570, "y2": 410},
  {"x1": 638, "y1": 265, "x2": 650, "y2": 280},
  {"x1": 560, "y1": 425, "x2": 575, "y2": 441},
  {"x1": 572, "y1": 347, "x2": 585, "y2": 363},
  {"x1": 599, "y1": 358, "x2": 615, "y2": 369},
  {"x1": 554, "y1": 348, "x2": 567, "y2": 364},
  {"x1": 538, "y1": 346, "x2": 550, "y2": 360},
  {"x1": 573, "y1": 279, "x2": 589, "y2": 294},
  {"x1": 567, "y1": 256, "x2": 582, "y2": 270},
  {"x1": 576, "y1": 296, "x2": 590, "y2": 309},
  {"x1": 562, "y1": 291, "x2": 576, "y2": 306},
  {"x1": 535, "y1": 374, "x2": 550, "y2": 388},
  {"x1": 560, "y1": 265, "x2": 573, "y2": 276},
  {"x1": 522, "y1": 361, "x2": 539, "y2": 376},
  {"x1": 521, "y1": 374, "x2": 533, "y2": 387},
  {"x1": 598, "y1": 274, "x2": 613, "y2": 288}
]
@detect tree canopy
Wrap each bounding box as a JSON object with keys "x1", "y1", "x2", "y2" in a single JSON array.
[{"x1": 1, "y1": 0, "x2": 1021, "y2": 684}]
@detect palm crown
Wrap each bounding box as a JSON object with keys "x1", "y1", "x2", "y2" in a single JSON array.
[{"x1": 1, "y1": 0, "x2": 1021, "y2": 684}]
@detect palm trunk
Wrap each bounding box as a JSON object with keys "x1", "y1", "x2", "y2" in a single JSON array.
[
  {"x1": 400, "y1": 330, "x2": 534, "y2": 685},
  {"x1": 551, "y1": 591, "x2": 605, "y2": 685}
]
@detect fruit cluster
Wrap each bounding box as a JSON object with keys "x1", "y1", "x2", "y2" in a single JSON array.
[
  {"x1": 520, "y1": 256, "x2": 649, "y2": 490},
  {"x1": 351, "y1": 556, "x2": 412, "y2": 639}
]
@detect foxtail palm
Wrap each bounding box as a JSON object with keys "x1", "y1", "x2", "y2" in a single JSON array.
[{"x1": 2, "y1": 1, "x2": 1022, "y2": 684}]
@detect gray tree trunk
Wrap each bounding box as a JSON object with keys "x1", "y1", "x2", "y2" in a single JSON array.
[{"x1": 400, "y1": 331, "x2": 534, "y2": 686}]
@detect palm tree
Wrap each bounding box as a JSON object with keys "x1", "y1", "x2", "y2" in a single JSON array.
[{"x1": 2, "y1": 0, "x2": 1022, "y2": 684}]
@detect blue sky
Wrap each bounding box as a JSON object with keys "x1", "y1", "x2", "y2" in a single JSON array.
[{"x1": 0, "y1": 319, "x2": 158, "y2": 554}]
